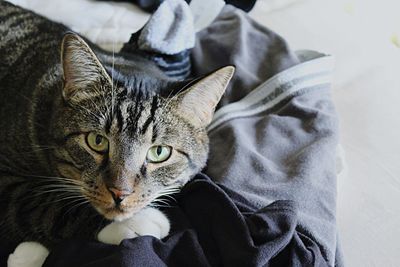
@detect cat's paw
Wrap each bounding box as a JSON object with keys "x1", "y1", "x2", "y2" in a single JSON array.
[
  {"x1": 97, "y1": 207, "x2": 170, "y2": 245},
  {"x1": 7, "y1": 242, "x2": 49, "y2": 267}
]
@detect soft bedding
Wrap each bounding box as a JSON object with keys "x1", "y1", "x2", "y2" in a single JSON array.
[{"x1": 3, "y1": 0, "x2": 343, "y2": 266}]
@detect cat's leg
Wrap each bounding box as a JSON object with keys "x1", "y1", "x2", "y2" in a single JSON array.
[
  {"x1": 97, "y1": 207, "x2": 170, "y2": 245},
  {"x1": 7, "y1": 242, "x2": 49, "y2": 267}
]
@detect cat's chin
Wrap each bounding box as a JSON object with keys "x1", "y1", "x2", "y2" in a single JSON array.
[
  {"x1": 105, "y1": 210, "x2": 134, "y2": 222},
  {"x1": 96, "y1": 205, "x2": 144, "y2": 222},
  {"x1": 99, "y1": 208, "x2": 132, "y2": 221}
]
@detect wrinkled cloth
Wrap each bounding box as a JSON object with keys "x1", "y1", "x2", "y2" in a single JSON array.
[
  {"x1": 121, "y1": 0, "x2": 194, "y2": 79},
  {"x1": 121, "y1": 30, "x2": 192, "y2": 79},
  {"x1": 137, "y1": 0, "x2": 194, "y2": 55},
  {"x1": 194, "y1": 6, "x2": 340, "y2": 266},
  {"x1": 43, "y1": 175, "x2": 329, "y2": 267}
]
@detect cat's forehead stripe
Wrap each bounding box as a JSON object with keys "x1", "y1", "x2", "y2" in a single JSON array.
[
  {"x1": 140, "y1": 96, "x2": 159, "y2": 136},
  {"x1": 115, "y1": 106, "x2": 124, "y2": 133}
]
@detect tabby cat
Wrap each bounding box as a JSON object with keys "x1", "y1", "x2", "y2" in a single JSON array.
[{"x1": 0, "y1": 0, "x2": 234, "y2": 251}]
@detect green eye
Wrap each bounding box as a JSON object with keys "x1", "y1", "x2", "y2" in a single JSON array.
[
  {"x1": 146, "y1": 146, "x2": 172, "y2": 163},
  {"x1": 86, "y1": 132, "x2": 109, "y2": 153}
]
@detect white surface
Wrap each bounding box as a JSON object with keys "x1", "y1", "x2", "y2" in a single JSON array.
[
  {"x1": 250, "y1": 1, "x2": 400, "y2": 266},
  {"x1": 6, "y1": 0, "x2": 400, "y2": 266},
  {"x1": 9, "y1": 0, "x2": 149, "y2": 50}
]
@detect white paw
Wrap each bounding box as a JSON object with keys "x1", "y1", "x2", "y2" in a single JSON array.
[
  {"x1": 97, "y1": 207, "x2": 170, "y2": 245},
  {"x1": 7, "y1": 242, "x2": 49, "y2": 267}
]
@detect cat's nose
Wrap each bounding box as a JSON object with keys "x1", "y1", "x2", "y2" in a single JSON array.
[{"x1": 107, "y1": 187, "x2": 132, "y2": 205}]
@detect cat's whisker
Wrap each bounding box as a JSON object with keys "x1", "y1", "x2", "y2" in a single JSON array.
[
  {"x1": 150, "y1": 197, "x2": 176, "y2": 208},
  {"x1": 36, "y1": 182, "x2": 88, "y2": 190},
  {"x1": 31, "y1": 189, "x2": 87, "y2": 199},
  {"x1": 33, "y1": 189, "x2": 84, "y2": 196},
  {"x1": 155, "y1": 191, "x2": 180, "y2": 198},
  {"x1": 52, "y1": 196, "x2": 88, "y2": 205},
  {"x1": 160, "y1": 193, "x2": 178, "y2": 201},
  {"x1": 62, "y1": 199, "x2": 91, "y2": 218},
  {"x1": 27, "y1": 174, "x2": 85, "y2": 184},
  {"x1": 157, "y1": 189, "x2": 181, "y2": 195},
  {"x1": 34, "y1": 194, "x2": 88, "y2": 208},
  {"x1": 152, "y1": 196, "x2": 177, "y2": 205},
  {"x1": 72, "y1": 98, "x2": 105, "y2": 121},
  {"x1": 35, "y1": 181, "x2": 85, "y2": 189},
  {"x1": 101, "y1": 88, "x2": 111, "y2": 119},
  {"x1": 160, "y1": 84, "x2": 190, "y2": 111},
  {"x1": 153, "y1": 198, "x2": 178, "y2": 204},
  {"x1": 148, "y1": 203, "x2": 171, "y2": 209},
  {"x1": 151, "y1": 199, "x2": 170, "y2": 206},
  {"x1": 30, "y1": 179, "x2": 90, "y2": 197},
  {"x1": 37, "y1": 181, "x2": 85, "y2": 187},
  {"x1": 34, "y1": 188, "x2": 84, "y2": 194},
  {"x1": 34, "y1": 186, "x2": 82, "y2": 191},
  {"x1": 150, "y1": 185, "x2": 181, "y2": 208},
  {"x1": 34, "y1": 183, "x2": 84, "y2": 189},
  {"x1": 18, "y1": 189, "x2": 83, "y2": 204},
  {"x1": 154, "y1": 193, "x2": 179, "y2": 199},
  {"x1": 85, "y1": 86, "x2": 108, "y2": 120}
]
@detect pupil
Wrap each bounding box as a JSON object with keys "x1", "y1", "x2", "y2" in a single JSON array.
[
  {"x1": 156, "y1": 146, "x2": 162, "y2": 156},
  {"x1": 95, "y1": 135, "x2": 102, "y2": 145}
]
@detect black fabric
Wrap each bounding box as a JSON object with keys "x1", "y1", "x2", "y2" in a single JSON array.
[
  {"x1": 96, "y1": 0, "x2": 257, "y2": 13},
  {"x1": 121, "y1": 31, "x2": 191, "y2": 80},
  {"x1": 225, "y1": 0, "x2": 256, "y2": 12},
  {"x1": 96, "y1": 0, "x2": 164, "y2": 12},
  {"x1": 38, "y1": 174, "x2": 329, "y2": 267}
]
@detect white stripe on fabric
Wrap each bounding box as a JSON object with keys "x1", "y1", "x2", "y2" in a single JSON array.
[{"x1": 208, "y1": 56, "x2": 334, "y2": 132}]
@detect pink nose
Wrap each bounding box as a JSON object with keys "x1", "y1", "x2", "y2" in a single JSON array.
[{"x1": 107, "y1": 187, "x2": 132, "y2": 204}]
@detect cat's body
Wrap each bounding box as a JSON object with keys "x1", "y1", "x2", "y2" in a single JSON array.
[
  {"x1": 0, "y1": 1, "x2": 164, "y2": 247},
  {"x1": 0, "y1": 0, "x2": 234, "y2": 251}
]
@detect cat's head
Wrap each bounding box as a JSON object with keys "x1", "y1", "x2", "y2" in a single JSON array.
[{"x1": 50, "y1": 33, "x2": 234, "y2": 221}]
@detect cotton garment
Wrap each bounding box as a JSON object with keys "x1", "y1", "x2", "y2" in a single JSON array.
[{"x1": 193, "y1": 6, "x2": 341, "y2": 266}]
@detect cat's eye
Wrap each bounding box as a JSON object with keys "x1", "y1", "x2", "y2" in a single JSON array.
[
  {"x1": 146, "y1": 146, "x2": 172, "y2": 163},
  {"x1": 86, "y1": 132, "x2": 109, "y2": 153}
]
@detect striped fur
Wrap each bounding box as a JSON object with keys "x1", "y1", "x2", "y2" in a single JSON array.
[{"x1": 0, "y1": 1, "x2": 234, "y2": 249}]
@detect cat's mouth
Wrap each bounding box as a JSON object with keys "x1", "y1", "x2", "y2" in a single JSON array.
[{"x1": 82, "y1": 183, "x2": 152, "y2": 221}]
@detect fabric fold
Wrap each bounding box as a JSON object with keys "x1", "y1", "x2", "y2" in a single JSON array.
[{"x1": 190, "y1": 5, "x2": 341, "y2": 266}]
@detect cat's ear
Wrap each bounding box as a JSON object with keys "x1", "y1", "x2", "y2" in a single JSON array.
[
  {"x1": 176, "y1": 66, "x2": 235, "y2": 127},
  {"x1": 61, "y1": 33, "x2": 111, "y2": 101}
]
